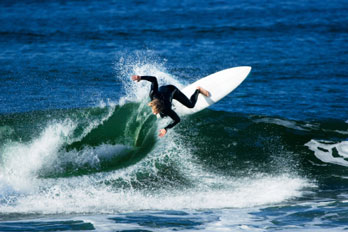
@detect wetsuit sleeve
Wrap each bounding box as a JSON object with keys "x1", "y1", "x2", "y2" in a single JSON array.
[
  {"x1": 140, "y1": 76, "x2": 158, "y2": 100},
  {"x1": 164, "y1": 109, "x2": 181, "y2": 131}
]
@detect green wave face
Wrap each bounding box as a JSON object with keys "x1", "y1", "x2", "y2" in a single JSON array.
[
  {"x1": 1, "y1": 104, "x2": 348, "y2": 183},
  {"x1": 0, "y1": 105, "x2": 347, "y2": 214}
]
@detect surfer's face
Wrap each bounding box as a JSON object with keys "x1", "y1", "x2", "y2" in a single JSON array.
[{"x1": 151, "y1": 107, "x2": 159, "y2": 115}]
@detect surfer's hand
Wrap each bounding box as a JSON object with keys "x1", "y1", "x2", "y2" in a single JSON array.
[
  {"x1": 158, "y1": 129, "x2": 167, "y2": 137},
  {"x1": 131, "y1": 75, "x2": 141, "y2": 82}
]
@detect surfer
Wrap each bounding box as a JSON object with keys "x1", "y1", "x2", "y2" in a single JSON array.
[{"x1": 131, "y1": 75, "x2": 210, "y2": 137}]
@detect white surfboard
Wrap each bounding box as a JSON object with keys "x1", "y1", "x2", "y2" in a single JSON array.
[{"x1": 173, "y1": 66, "x2": 251, "y2": 115}]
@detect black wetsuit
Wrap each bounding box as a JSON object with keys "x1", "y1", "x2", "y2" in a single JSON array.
[{"x1": 141, "y1": 76, "x2": 200, "y2": 130}]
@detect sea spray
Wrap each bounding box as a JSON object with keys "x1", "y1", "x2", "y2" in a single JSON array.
[
  {"x1": 0, "y1": 120, "x2": 76, "y2": 193},
  {"x1": 115, "y1": 51, "x2": 184, "y2": 104}
]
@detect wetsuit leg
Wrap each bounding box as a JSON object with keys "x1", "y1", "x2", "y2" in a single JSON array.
[{"x1": 173, "y1": 87, "x2": 200, "y2": 108}]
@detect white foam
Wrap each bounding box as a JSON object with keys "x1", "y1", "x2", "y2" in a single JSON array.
[
  {"x1": 0, "y1": 129, "x2": 313, "y2": 215},
  {"x1": 306, "y1": 140, "x2": 348, "y2": 167},
  {"x1": 0, "y1": 173, "x2": 312, "y2": 215},
  {"x1": 0, "y1": 120, "x2": 76, "y2": 193}
]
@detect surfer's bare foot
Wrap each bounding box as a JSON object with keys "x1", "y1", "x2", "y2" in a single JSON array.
[{"x1": 197, "y1": 86, "x2": 210, "y2": 97}]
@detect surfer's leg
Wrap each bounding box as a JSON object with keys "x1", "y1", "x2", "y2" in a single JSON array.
[{"x1": 173, "y1": 88, "x2": 200, "y2": 108}]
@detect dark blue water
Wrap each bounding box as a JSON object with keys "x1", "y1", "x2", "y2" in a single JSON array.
[{"x1": 1, "y1": 0, "x2": 348, "y2": 231}]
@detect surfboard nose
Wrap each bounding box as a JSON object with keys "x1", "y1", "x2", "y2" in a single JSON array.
[
  {"x1": 224, "y1": 66, "x2": 252, "y2": 78},
  {"x1": 240, "y1": 66, "x2": 252, "y2": 73}
]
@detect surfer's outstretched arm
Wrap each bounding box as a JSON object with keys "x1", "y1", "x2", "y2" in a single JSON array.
[
  {"x1": 158, "y1": 109, "x2": 180, "y2": 137},
  {"x1": 132, "y1": 75, "x2": 158, "y2": 99},
  {"x1": 164, "y1": 108, "x2": 180, "y2": 128}
]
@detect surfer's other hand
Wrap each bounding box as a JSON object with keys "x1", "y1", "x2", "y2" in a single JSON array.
[
  {"x1": 158, "y1": 129, "x2": 167, "y2": 137},
  {"x1": 131, "y1": 75, "x2": 141, "y2": 82}
]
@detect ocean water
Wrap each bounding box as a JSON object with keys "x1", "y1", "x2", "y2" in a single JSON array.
[{"x1": 1, "y1": 0, "x2": 348, "y2": 231}]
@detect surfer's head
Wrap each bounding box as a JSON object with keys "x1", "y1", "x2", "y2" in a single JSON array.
[{"x1": 148, "y1": 98, "x2": 163, "y2": 115}]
